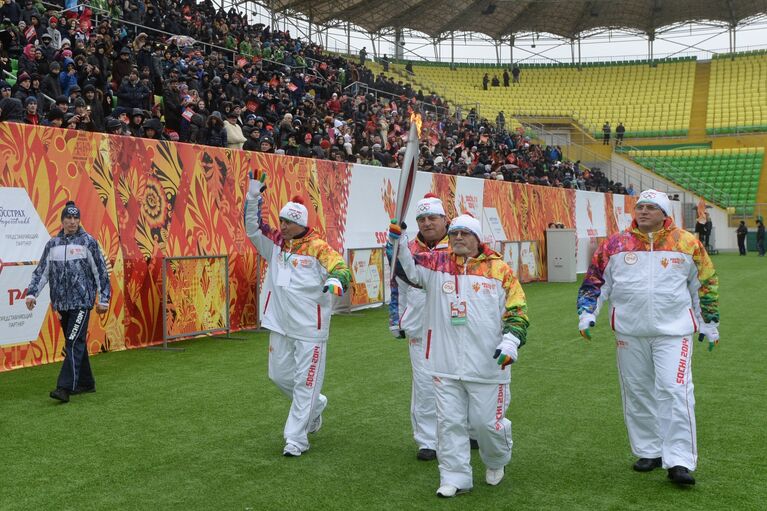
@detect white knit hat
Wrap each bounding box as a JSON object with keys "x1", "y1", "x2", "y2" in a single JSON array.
[
  {"x1": 448, "y1": 213, "x2": 482, "y2": 240},
  {"x1": 279, "y1": 196, "x2": 309, "y2": 227},
  {"x1": 415, "y1": 193, "x2": 446, "y2": 219},
  {"x1": 636, "y1": 189, "x2": 671, "y2": 217}
]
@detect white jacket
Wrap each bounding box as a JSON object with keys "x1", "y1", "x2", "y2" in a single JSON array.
[
  {"x1": 397, "y1": 238, "x2": 529, "y2": 384},
  {"x1": 577, "y1": 218, "x2": 720, "y2": 337},
  {"x1": 245, "y1": 197, "x2": 350, "y2": 342}
]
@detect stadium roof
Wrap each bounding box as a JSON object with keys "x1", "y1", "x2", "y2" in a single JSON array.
[{"x1": 266, "y1": 0, "x2": 767, "y2": 40}]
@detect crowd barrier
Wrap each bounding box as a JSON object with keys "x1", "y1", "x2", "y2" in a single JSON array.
[{"x1": 0, "y1": 123, "x2": 679, "y2": 373}]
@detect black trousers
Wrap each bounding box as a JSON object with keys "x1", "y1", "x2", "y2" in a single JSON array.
[
  {"x1": 737, "y1": 235, "x2": 747, "y2": 255},
  {"x1": 56, "y1": 309, "x2": 94, "y2": 391}
]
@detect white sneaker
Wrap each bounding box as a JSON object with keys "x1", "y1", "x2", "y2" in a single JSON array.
[
  {"x1": 283, "y1": 443, "x2": 302, "y2": 457},
  {"x1": 486, "y1": 467, "x2": 505, "y2": 486},
  {"x1": 308, "y1": 414, "x2": 323, "y2": 434},
  {"x1": 436, "y1": 485, "x2": 470, "y2": 498},
  {"x1": 309, "y1": 398, "x2": 327, "y2": 434}
]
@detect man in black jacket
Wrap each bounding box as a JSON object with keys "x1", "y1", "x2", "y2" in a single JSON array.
[{"x1": 737, "y1": 221, "x2": 748, "y2": 255}]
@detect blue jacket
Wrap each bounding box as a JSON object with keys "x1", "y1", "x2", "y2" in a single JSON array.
[{"x1": 27, "y1": 227, "x2": 111, "y2": 312}]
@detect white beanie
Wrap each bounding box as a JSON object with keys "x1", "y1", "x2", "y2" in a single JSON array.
[
  {"x1": 279, "y1": 196, "x2": 309, "y2": 227},
  {"x1": 448, "y1": 213, "x2": 482, "y2": 240},
  {"x1": 636, "y1": 189, "x2": 671, "y2": 217},
  {"x1": 415, "y1": 193, "x2": 446, "y2": 218}
]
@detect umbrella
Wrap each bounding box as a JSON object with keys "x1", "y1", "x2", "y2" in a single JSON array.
[{"x1": 166, "y1": 35, "x2": 196, "y2": 47}]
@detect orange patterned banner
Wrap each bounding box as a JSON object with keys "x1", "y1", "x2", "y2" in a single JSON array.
[
  {"x1": 0, "y1": 123, "x2": 354, "y2": 372},
  {"x1": 164, "y1": 256, "x2": 228, "y2": 338}
]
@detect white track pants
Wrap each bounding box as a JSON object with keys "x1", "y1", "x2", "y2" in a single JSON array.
[
  {"x1": 268, "y1": 332, "x2": 327, "y2": 452},
  {"x1": 434, "y1": 377, "x2": 512, "y2": 489},
  {"x1": 409, "y1": 337, "x2": 437, "y2": 450},
  {"x1": 615, "y1": 334, "x2": 697, "y2": 470}
]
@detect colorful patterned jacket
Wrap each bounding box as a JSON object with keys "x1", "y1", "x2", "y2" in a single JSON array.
[
  {"x1": 396, "y1": 239, "x2": 529, "y2": 384},
  {"x1": 388, "y1": 233, "x2": 449, "y2": 340},
  {"x1": 245, "y1": 197, "x2": 350, "y2": 342},
  {"x1": 27, "y1": 227, "x2": 111, "y2": 312},
  {"x1": 577, "y1": 218, "x2": 719, "y2": 337}
]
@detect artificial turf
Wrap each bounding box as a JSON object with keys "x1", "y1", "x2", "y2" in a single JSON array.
[{"x1": 1, "y1": 253, "x2": 764, "y2": 510}]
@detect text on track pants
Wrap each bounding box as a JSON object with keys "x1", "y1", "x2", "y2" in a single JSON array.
[
  {"x1": 268, "y1": 332, "x2": 327, "y2": 452},
  {"x1": 56, "y1": 309, "x2": 95, "y2": 392},
  {"x1": 615, "y1": 334, "x2": 697, "y2": 470},
  {"x1": 434, "y1": 377, "x2": 512, "y2": 489}
]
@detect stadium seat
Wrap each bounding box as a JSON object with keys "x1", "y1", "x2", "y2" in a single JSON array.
[{"x1": 626, "y1": 147, "x2": 765, "y2": 207}]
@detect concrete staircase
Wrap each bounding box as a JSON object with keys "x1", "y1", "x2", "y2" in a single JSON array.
[{"x1": 688, "y1": 62, "x2": 711, "y2": 139}]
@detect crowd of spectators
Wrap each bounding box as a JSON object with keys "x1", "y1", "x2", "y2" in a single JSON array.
[{"x1": 0, "y1": 0, "x2": 626, "y2": 193}]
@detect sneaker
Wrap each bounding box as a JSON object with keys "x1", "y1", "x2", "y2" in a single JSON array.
[
  {"x1": 49, "y1": 388, "x2": 69, "y2": 403},
  {"x1": 417, "y1": 448, "x2": 437, "y2": 461},
  {"x1": 486, "y1": 467, "x2": 505, "y2": 486},
  {"x1": 667, "y1": 466, "x2": 695, "y2": 485},
  {"x1": 283, "y1": 443, "x2": 302, "y2": 457},
  {"x1": 633, "y1": 457, "x2": 662, "y2": 472},
  {"x1": 436, "y1": 485, "x2": 470, "y2": 498},
  {"x1": 309, "y1": 398, "x2": 327, "y2": 434},
  {"x1": 308, "y1": 414, "x2": 322, "y2": 434},
  {"x1": 71, "y1": 385, "x2": 96, "y2": 395}
]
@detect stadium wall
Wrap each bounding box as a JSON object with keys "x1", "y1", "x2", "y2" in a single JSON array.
[{"x1": 0, "y1": 123, "x2": 646, "y2": 372}]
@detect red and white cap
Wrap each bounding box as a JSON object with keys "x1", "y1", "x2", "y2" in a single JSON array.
[
  {"x1": 448, "y1": 213, "x2": 482, "y2": 240},
  {"x1": 279, "y1": 196, "x2": 309, "y2": 227},
  {"x1": 415, "y1": 193, "x2": 446, "y2": 219},
  {"x1": 636, "y1": 189, "x2": 671, "y2": 216}
]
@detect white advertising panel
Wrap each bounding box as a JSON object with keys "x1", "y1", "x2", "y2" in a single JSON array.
[{"x1": 0, "y1": 263, "x2": 50, "y2": 346}]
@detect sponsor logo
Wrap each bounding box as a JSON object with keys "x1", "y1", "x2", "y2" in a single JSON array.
[
  {"x1": 661, "y1": 257, "x2": 669, "y2": 268},
  {"x1": 624, "y1": 252, "x2": 638, "y2": 265},
  {"x1": 305, "y1": 346, "x2": 321, "y2": 388},
  {"x1": 476, "y1": 282, "x2": 496, "y2": 293},
  {"x1": 7, "y1": 288, "x2": 28, "y2": 306},
  {"x1": 286, "y1": 209, "x2": 303, "y2": 221},
  {"x1": 495, "y1": 385, "x2": 505, "y2": 431},
  {"x1": 676, "y1": 337, "x2": 689, "y2": 384},
  {"x1": 291, "y1": 259, "x2": 299, "y2": 268},
  {"x1": 68, "y1": 246, "x2": 86, "y2": 258},
  {"x1": 472, "y1": 282, "x2": 481, "y2": 293},
  {"x1": 433, "y1": 376, "x2": 442, "y2": 384},
  {"x1": 616, "y1": 339, "x2": 628, "y2": 348},
  {"x1": 300, "y1": 259, "x2": 312, "y2": 268},
  {"x1": 0, "y1": 207, "x2": 31, "y2": 227},
  {"x1": 442, "y1": 281, "x2": 455, "y2": 294}
]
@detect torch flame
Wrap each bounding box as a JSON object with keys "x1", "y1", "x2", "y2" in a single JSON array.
[{"x1": 410, "y1": 113, "x2": 423, "y2": 138}]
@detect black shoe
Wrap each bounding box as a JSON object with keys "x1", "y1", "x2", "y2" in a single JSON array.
[
  {"x1": 417, "y1": 448, "x2": 437, "y2": 461},
  {"x1": 668, "y1": 466, "x2": 695, "y2": 485},
  {"x1": 71, "y1": 385, "x2": 96, "y2": 395},
  {"x1": 49, "y1": 388, "x2": 70, "y2": 403},
  {"x1": 469, "y1": 439, "x2": 479, "y2": 450},
  {"x1": 633, "y1": 457, "x2": 662, "y2": 472}
]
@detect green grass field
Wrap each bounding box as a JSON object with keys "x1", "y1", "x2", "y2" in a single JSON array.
[{"x1": 1, "y1": 253, "x2": 765, "y2": 510}]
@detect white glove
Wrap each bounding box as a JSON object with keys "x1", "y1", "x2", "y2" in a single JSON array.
[
  {"x1": 247, "y1": 171, "x2": 267, "y2": 200},
  {"x1": 493, "y1": 333, "x2": 520, "y2": 368},
  {"x1": 322, "y1": 277, "x2": 344, "y2": 296},
  {"x1": 578, "y1": 312, "x2": 596, "y2": 339},
  {"x1": 25, "y1": 295, "x2": 36, "y2": 311},
  {"x1": 698, "y1": 321, "x2": 720, "y2": 351}
]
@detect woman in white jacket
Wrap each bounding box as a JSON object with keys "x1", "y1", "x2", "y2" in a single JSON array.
[{"x1": 391, "y1": 214, "x2": 529, "y2": 497}]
